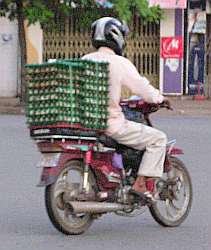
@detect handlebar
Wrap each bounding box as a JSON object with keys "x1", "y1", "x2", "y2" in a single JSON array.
[
  {"x1": 158, "y1": 101, "x2": 173, "y2": 112},
  {"x1": 120, "y1": 99, "x2": 172, "y2": 115},
  {"x1": 120, "y1": 99, "x2": 172, "y2": 127}
]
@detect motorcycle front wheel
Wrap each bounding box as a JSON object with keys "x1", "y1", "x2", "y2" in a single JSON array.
[
  {"x1": 45, "y1": 160, "x2": 96, "y2": 235},
  {"x1": 149, "y1": 156, "x2": 192, "y2": 227}
]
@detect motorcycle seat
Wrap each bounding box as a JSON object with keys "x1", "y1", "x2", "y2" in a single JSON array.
[{"x1": 98, "y1": 134, "x2": 127, "y2": 151}]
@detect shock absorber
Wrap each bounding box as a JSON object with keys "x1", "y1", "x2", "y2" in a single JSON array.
[{"x1": 83, "y1": 149, "x2": 92, "y2": 193}]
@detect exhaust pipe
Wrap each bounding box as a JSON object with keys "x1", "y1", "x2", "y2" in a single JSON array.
[{"x1": 68, "y1": 201, "x2": 128, "y2": 214}]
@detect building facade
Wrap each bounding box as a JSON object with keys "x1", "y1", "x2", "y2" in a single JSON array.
[
  {"x1": 1, "y1": 1, "x2": 211, "y2": 98},
  {"x1": 186, "y1": 0, "x2": 211, "y2": 97},
  {"x1": 42, "y1": 5, "x2": 186, "y2": 97},
  {"x1": 0, "y1": 18, "x2": 43, "y2": 98}
]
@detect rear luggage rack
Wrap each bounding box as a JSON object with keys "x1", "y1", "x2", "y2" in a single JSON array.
[
  {"x1": 31, "y1": 134, "x2": 98, "y2": 141},
  {"x1": 30, "y1": 126, "x2": 98, "y2": 138}
]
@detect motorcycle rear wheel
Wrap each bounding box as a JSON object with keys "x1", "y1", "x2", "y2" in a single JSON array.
[
  {"x1": 45, "y1": 160, "x2": 96, "y2": 235},
  {"x1": 149, "y1": 156, "x2": 192, "y2": 227}
]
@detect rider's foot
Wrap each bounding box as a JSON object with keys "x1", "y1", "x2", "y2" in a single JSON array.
[
  {"x1": 130, "y1": 176, "x2": 156, "y2": 203},
  {"x1": 132, "y1": 176, "x2": 148, "y2": 193}
]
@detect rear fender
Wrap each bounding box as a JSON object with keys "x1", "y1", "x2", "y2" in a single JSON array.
[{"x1": 37, "y1": 151, "x2": 83, "y2": 187}]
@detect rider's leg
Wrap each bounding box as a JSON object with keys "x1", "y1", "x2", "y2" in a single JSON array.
[
  {"x1": 109, "y1": 120, "x2": 167, "y2": 194},
  {"x1": 133, "y1": 128, "x2": 167, "y2": 193}
]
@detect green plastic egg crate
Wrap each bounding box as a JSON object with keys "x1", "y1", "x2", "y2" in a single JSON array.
[{"x1": 26, "y1": 59, "x2": 109, "y2": 130}]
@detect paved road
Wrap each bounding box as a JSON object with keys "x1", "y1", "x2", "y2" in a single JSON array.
[{"x1": 0, "y1": 115, "x2": 211, "y2": 250}]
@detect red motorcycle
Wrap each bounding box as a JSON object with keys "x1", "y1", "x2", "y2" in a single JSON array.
[{"x1": 31, "y1": 100, "x2": 192, "y2": 235}]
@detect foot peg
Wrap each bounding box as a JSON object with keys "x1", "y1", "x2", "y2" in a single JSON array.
[{"x1": 129, "y1": 189, "x2": 155, "y2": 205}]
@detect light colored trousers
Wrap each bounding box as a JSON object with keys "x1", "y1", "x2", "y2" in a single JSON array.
[{"x1": 110, "y1": 120, "x2": 167, "y2": 178}]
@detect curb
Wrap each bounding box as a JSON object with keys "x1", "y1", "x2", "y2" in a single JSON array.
[
  {"x1": 0, "y1": 106, "x2": 25, "y2": 115},
  {"x1": 0, "y1": 97, "x2": 211, "y2": 116},
  {"x1": 0, "y1": 98, "x2": 25, "y2": 115}
]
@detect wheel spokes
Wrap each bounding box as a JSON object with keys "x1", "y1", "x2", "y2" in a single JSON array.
[
  {"x1": 165, "y1": 199, "x2": 177, "y2": 219},
  {"x1": 169, "y1": 200, "x2": 183, "y2": 212},
  {"x1": 157, "y1": 168, "x2": 190, "y2": 221},
  {"x1": 64, "y1": 207, "x2": 70, "y2": 223},
  {"x1": 53, "y1": 165, "x2": 93, "y2": 227}
]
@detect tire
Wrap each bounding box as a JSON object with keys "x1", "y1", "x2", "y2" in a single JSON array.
[
  {"x1": 45, "y1": 160, "x2": 96, "y2": 235},
  {"x1": 149, "y1": 156, "x2": 193, "y2": 227}
]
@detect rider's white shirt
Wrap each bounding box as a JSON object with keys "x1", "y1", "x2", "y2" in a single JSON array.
[{"x1": 83, "y1": 47, "x2": 164, "y2": 136}]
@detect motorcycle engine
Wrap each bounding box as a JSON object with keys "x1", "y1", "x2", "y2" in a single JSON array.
[{"x1": 122, "y1": 148, "x2": 145, "y2": 183}]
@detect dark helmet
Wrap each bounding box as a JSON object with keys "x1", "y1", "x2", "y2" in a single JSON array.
[{"x1": 91, "y1": 17, "x2": 129, "y2": 56}]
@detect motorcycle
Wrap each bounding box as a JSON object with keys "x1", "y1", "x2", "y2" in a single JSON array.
[{"x1": 31, "y1": 99, "x2": 192, "y2": 235}]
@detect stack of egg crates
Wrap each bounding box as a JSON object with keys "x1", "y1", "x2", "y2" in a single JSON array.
[{"x1": 26, "y1": 59, "x2": 109, "y2": 131}]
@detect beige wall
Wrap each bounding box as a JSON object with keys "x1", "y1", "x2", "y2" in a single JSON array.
[
  {"x1": 0, "y1": 19, "x2": 43, "y2": 97},
  {"x1": 0, "y1": 17, "x2": 19, "y2": 97},
  {"x1": 25, "y1": 22, "x2": 43, "y2": 64}
]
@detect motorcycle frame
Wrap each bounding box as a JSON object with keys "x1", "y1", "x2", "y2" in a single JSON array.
[
  {"x1": 37, "y1": 140, "x2": 119, "y2": 190},
  {"x1": 36, "y1": 101, "x2": 184, "y2": 188},
  {"x1": 37, "y1": 139, "x2": 183, "y2": 188}
]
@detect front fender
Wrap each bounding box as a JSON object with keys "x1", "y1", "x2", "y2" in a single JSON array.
[
  {"x1": 37, "y1": 151, "x2": 83, "y2": 187},
  {"x1": 164, "y1": 147, "x2": 184, "y2": 173},
  {"x1": 166, "y1": 140, "x2": 184, "y2": 155},
  {"x1": 168, "y1": 147, "x2": 184, "y2": 155}
]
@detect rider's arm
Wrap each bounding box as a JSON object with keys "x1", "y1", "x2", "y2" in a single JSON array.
[{"x1": 121, "y1": 58, "x2": 164, "y2": 104}]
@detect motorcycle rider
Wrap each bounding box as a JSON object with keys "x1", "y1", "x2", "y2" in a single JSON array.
[{"x1": 83, "y1": 17, "x2": 169, "y2": 200}]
